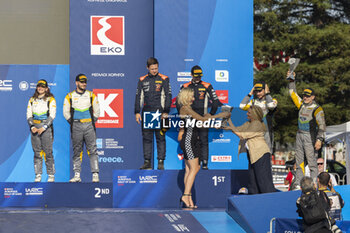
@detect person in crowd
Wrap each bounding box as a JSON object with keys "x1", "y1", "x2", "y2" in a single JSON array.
[
  {"x1": 177, "y1": 65, "x2": 222, "y2": 170},
  {"x1": 305, "y1": 157, "x2": 338, "y2": 186},
  {"x1": 27, "y1": 79, "x2": 56, "y2": 182},
  {"x1": 239, "y1": 81, "x2": 277, "y2": 152},
  {"x1": 135, "y1": 57, "x2": 172, "y2": 170},
  {"x1": 63, "y1": 74, "x2": 100, "y2": 182},
  {"x1": 287, "y1": 70, "x2": 326, "y2": 189},
  {"x1": 317, "y1": 172, "x2": 344, "y2": 222},
  {"x1": 296, "y1": 176, "x2": 333, "y2": 233},
  {"x1": 177, "y1": 88, "x2": 230, "y2": 208},
  {"x1": 285, "y1": 159, "x2": 296, "y2": 191},
  {"x1": 223, "y1": 105, "x2": 276, "y2": 194}
]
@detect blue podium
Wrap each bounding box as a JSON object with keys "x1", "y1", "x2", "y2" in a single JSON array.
[
  {"x1": 114, "y1": 170, "x2": 232, "y2": 208},
  {"x1": 1, "y1": 182, "x2": 112, "y2": 208},
  {"x1": 0, "y1": 169, "x2": 247, "y2": 208}
]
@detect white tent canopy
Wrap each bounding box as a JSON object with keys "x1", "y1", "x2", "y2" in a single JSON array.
[{"x1": 325, "y1": 121, "x2": 350, "y2": 184}]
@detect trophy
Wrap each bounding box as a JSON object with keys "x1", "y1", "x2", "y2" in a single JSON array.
[
  {"x1": 220, "y1": 105, "x2": 233, "y2": 128},
  {"x1": 286, "y1": 58, "x2": 300, "y2": 80}
]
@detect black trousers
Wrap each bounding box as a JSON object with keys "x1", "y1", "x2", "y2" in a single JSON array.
[
  {"x1": 142, "y1": 128, "x2": 165, "y2": 160},
  {"x1": 247, "y1": 152, "x2": 276, "y2": 194}
]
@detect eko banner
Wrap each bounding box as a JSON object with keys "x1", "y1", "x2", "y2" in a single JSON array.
[
  {"x1": 0, "y1": 65, "x2": 70, "y2": 182},
  {"x1": 154, "y1": 0, "x2": 253, "y2": 169},
  {"x1": 70, "y1": 0, "x2": 154, "y2": 181}
]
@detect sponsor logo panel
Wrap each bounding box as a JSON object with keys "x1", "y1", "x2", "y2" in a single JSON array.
[
  {"x1": 216, "y1": 90, "x2": 228, "y2": 104},
  {"x1": 177, "y1": 71, "x2": 191, "y2": 82},
  {"x1": 96, "y1": 138, "x2": 124, "y2": 149},
  {"x1": 4, "y1": 187, "x2": 22, "y2": 198},
  {"x1": 91, "y1": 72, "x2": 125, "y2": 78},
  {"x1": 19, "y1": 81, "x2": 29, "y2": 91},
  {"x1": 211, "y1": 155, "x2": 232, "y2": 162},
  {"x1": 91, "y1": 16, "x2": 125, "y2": 55},
  {"x1": 117, "y1": 176, "x2": 136, "y2": 185},
  {"x1": 215, "y1": 70, "x2": 229, "y2": 82},
  {"x1": 94, "y1": 89, "x2": 123, "y2": 128},
  {"x1": 212, "y1": 133, "x2": 231, "y2": 143},
  {"x1": 139, "y1": 175, "x2": 158, "y2": 184},
  {"x1": 0, "y1": 80, "x2": 12, "y2": 91},
  {"x1": 98, "y1": 156, "x2": 124, "y2": 163},
  {"x1": 25, "y1": 187, "x2": 43, "y2": 196},
  {"x1": 143, "y1": 110, "x2": 161, "y2": 129}
]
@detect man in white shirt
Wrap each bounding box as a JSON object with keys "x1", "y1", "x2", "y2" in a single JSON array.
[{"x1": 305, "y1": 157, "x2": 338, "y2": 186}]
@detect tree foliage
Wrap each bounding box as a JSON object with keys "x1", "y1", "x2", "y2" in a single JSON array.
[{"x1": 254, "y1": 0, "x2": 350, "y2": 145}]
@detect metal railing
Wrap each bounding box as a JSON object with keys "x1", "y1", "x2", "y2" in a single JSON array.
[{"x1": 268, "y1": 217, "x2": 276, "y2": 233}]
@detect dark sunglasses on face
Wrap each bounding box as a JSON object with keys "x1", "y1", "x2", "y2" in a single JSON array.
[{"x1": 317, "y1": 163, "x2": 324, "y2": 165}]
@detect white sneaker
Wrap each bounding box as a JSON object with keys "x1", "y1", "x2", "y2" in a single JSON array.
[
  {"x1": 34, "y1": 174, "x2": 42, "y2": 182},
  {"x1": 47, "y1": 175, "x2": 55, "y2": 182},
  {"x1": 69, "y1": 172, "x2": 81, "y2": 183},
  {"x1": 92, "y1": 172, "x2": 99, "y2": 183}
]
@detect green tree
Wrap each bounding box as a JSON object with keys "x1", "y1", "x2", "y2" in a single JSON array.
[{"x1": 254, "y1": 0, "x2": 350, "y2": 146}]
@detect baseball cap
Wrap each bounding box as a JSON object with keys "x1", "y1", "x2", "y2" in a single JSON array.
[
  {"x1": 191, "y1": 65, "x2": 203, "y2": 77},
  {"x1": 76, "y1": 74, "x2": 88, "y2": 83},
  {"x1": 238, "y1": 187, "x2": 248, "y2": 195},
  {"x1": 303, "y1": 88, "x2": 314, "y2": 97},
  {"x1": 254, "y1": 81, "x2": 265, "y2": 91},
  {"x1": 37, "y1": 79, "x2": 48, "y2": 88}
]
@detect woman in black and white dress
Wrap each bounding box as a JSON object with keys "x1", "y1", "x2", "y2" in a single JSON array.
[{"x1": 177, "y1": 87, "x2": 230, "y2": 208}]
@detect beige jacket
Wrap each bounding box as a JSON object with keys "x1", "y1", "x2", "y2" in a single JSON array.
[{"x1": 237, "y1": 120, "x2": 270, "y2": 164}]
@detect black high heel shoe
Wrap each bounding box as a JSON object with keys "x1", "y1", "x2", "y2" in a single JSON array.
[
  {"x1": 187, "y1": 194, "x2": 198, "y2": 209},
  {"x1": 180, "y1": 194, "x2": 193, "y2": 209}
]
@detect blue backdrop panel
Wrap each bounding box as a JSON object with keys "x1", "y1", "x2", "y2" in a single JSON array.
[
  {"x1": 0, "y1": 65, "x2": 69, "y2": 182},
  {"x1": 113, "y1": 170, "x2": 231, "y2": 208},
  {"x1": 154, "y1": 0, "x2": 253, "y2": 169},
  {"x1": 70, "y1": 0, "x2": 154, "y2": 181},
  {"x1": 0, "y1": 182, "x2": 112, "y2": 208}
]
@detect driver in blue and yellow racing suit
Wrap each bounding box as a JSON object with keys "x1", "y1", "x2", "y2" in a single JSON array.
[
  {"x1": 27, "y1": 79, "x2": 56, "y2": 182},
  {"x1": 63, "y1": 74, "x2": 100, "y2": 182},
  {"x1": 287, "y1": 71, "x2": 326, "y2": 189}
]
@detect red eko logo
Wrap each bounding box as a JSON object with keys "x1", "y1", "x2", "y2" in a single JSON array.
[
  {"x1": 94, "y1": 89, "x2": 123, "y2": 128},
  {"x1": 91, "y1": 16, "x2": 125, "y2": 55},
  {"x1": 216, "y1": 90, "x2": 229, "y2": 104}
]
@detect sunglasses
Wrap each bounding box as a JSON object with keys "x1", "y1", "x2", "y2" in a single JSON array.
[{"x1": 317, "y1": 163, "x2": 324, "y2": 165}]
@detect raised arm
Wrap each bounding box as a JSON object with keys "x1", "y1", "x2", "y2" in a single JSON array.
[
  {"x1": 265, "y1": 84, "x2": 278, "y2": 110},
  {"x1": 239, "y1": 86, "x2": 254, "y2": 111},
  {"x1": 226, "y1": 118, "x2": 242, "y2": 138},
  {"x1": 287, "y1": 71, "x2": 302, "y2": 109}
]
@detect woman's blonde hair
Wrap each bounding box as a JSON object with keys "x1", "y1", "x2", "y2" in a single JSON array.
[{"x1": 177, "y1": 88, "x2": 194, "y2": 106}]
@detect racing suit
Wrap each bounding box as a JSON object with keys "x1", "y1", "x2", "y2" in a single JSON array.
[
  {"x1": 134, "y1": 73, "x2": 172, "y2": 161},
  {"x1": 27, "y1": 96, "x2": 56, "y2": 176},
  {"x1": 63, "y1": 90, "x2": 100, "y2": 174},
  {"x1": 289, "y1": 82, "x2": 326, "y2": 185},
  {"x1": 179, "y1": 80, "x2": 222, "y2": 163},
  {"x1": 239, "y1": 94, "x2": 277, "y2": 152}
]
